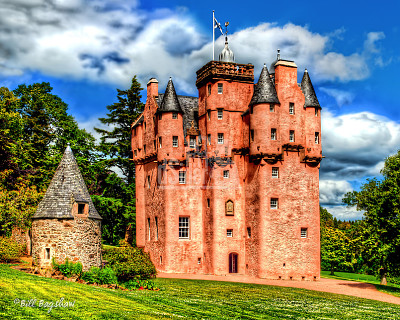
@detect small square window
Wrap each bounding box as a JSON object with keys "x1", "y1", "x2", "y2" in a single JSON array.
[
  {"x1": 207, "y1": 198, "x2": 210, "y2": 207},
  {"x1": 189, "y1": 136, "x2": 196, "y2": 148},
  {"x1": 270, "y1": 104, "x2": 275, "y2": 112},
  {"x1": 289, "y1": 130, "x2": 295, "y2": 142},
  {"x1": 208, "y1": 84, "x2": 211, "y2": 96},
  {"x1": 250, "y1": 129, "x2": 254, "y2": 142},
  {"x1": 289, "y1": 102, "x2": 295, "y2": 115},
  {"x1": 45, "y1": 248, "x2": 50, "y2": 259},
  {"x1": 172, "y1": 112, "x2": 178, "y2": 119},
  {"x1": 159, "y1": 137, "x2": 162, "y2": 148},
  {"x1": 78, "y1": 203, "x2": 85, "y2": 214},
  {"x1": 247, "y1": 227, "x2": 251, "y2": 238},
  {"x1": 207, "y1": 134, "x2": 211, "y2": 145},
  {"x1": 198, "y1": 258, "x2": 201, "y2": 264},
  {"x1": 173, "y1": 136, "x2": 178, "y2": 147},
  {"x1": 218, "y1": 133, "x2": 224, "y2": 144},
  {"x1": 315, "y1": 132, "x2": 320, "y2": 144},
  {"x1": 301, "y1": 228, "x2": 308, "y2": 238},
  {"x1": 227, "y1": 229, "x2": 233, "y2": 237},
  {"x1": 271, "y1": 129, "x2": 277, "y2": 140},
  {"x1": 272, "y1": 167, "x2": 279, "y2": 178},
  {"x1": 270, "y1": 198, "x2": 278, "y2": 209},
  {"x1": 217, "y1": 109, "x2": 223, "y2": 120},
  {"x1": 223, "y1": 170, "x2": 229, "y2": 178},
  {"x1": 179, "y1": 217, "x2": 190, "y2": 239},
  {"x1": 179, "y1": 171, "x2": 186, "y2": 184},
  {"x1": 218, "y1": 83, "x2": 223, "y2": 94}
]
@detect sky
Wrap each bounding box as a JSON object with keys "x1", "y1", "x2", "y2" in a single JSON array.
[{"x1": 0, "y1": 0, "x2": 399, "y2": 220}]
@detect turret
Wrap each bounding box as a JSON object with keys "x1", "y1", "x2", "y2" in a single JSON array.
[
  {"x1": 156, "y1": 78, "x2": 185, "y2": 161},
  {"x1": 249, "y1": 65, "x2": 280, "y2": 156}
]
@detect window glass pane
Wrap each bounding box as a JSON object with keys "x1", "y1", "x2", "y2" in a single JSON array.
[
  {"x1": 271, "y1": 129, "x2": 276, "y2": 140},
  {"x1": 272, "y1": 167, "x2": 279, "y2": 178},
  {"x1": 179, "y1": 217, "x2": 190, "y2": 239},
  {"x1": 218, "y1": 133, "x2": 224, "y2": 144},
  {"x1": 179, "y1": 171, "x2": 186, "y2": 184},
  {"x1": 218, "y1": 83, "x2": 223, "y2": 94},
  {"x1": 173, "y1": 136, "x2": 178, "y2": 147},
  {"x1": 218, "y1": 109, "x2": 223, "y2": 120},
  {"x1": 270, "y1": 198, "x2": 278, "y2": 209},
  {"x1": 301, "y1": 228, "x2": 308, "y2": 238}
]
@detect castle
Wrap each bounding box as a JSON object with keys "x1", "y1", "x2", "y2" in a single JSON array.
[{"x1": 132, "y1": 40, "x2": 322, "y2": 280}]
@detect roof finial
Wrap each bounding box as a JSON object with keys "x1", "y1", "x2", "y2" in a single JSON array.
[
  {"x1": 305, "y1": 68, "x2": 308, "y2": 73},
  {"x1": 277, "y1": 49, "x2": 281, "y2": 60}
]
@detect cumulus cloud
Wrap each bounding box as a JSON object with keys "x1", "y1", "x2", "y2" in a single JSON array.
[
  {"x1": 319, "y1": 179, "x2": 353, "y2": 205},
  {"x1": 0, "y1": 1, "x2": 388, "y2": 92},
  {"x1": 324, "y1": 205, "x2": 364, "y2": 221},
  {"x1": 320, "y1": 88, "x2": 355, "y2": 106}
]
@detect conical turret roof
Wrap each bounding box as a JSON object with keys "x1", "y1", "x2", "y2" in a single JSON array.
[
  {"x1": 33, "y1": 146, "x2": 101, "y2": 220},
  {"x1": 301, "y1": 69, "x2": 320, "y2": 108},
  {"x1": 219, "y1": 37, "x2": 235, "y2": 63},
  {"x1": 159, "y1": 78, "x2": 183, "y2": 113},
  {"x1": 249, "y1": 65, "x2": 280, "y2": 106}
]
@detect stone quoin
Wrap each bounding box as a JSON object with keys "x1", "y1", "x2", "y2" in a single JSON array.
[
  {"x1": 131, "y1": 39, "x2": 322, "y2": 280},
  {"x1": 31, "y1": 146, "x2": 102, "y2": 271}
]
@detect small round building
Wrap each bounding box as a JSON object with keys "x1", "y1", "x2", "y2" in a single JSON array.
[{"x1": 31, "y1": 146, "x2": 102, "y2": 270}]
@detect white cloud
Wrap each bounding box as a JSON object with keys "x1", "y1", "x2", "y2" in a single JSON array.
[
  {"x1": 319, "y1": 179, "x2": 353, "y2": 205},
  {"x1": 324, "y1": 205, "x2": 364, "y2": 221},
  {"x1": 320, "y1": 88, "x2": 355, "y2": 106}
]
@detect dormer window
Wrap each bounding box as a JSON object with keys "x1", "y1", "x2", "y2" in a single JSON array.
[{"x1": 172, "y1": 112, "x2": 178, "y2": 119}]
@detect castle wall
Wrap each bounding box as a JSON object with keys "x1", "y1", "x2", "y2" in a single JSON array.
[{"x1": 31, "y1": 218, "x2": 101, "y2": 271}]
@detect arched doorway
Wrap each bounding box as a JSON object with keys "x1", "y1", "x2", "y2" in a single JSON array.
[{"x1": 229, "y1": 253, "x2": 238, "y2": 273}]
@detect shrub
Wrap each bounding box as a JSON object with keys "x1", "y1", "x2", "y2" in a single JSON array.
[
  {"x1": 103, "y1": 246, "x2": 156, "y2": 282},
  {"x1": 123, "y1": 278, "x2": 158, "y2": 290},
  {"x1": 0, "y1": 237, "x2": 24, "y2": 262},
  {"x1": 81, "y1": 266, "x2": 117, "y2": 285},
  {"x1": 52, "y1": 258, "x2": 83, "y2": 277}
]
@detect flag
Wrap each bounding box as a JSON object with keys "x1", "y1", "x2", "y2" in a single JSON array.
[{"x1": 214, "y1": 17, "x2": 224, "y2": 36}]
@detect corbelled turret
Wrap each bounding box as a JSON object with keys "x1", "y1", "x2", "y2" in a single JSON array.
[
  {"x1": 301, "y1": 69, "x2": 320, "y2": 109},
  {"x1": 249, "y1": 64, "x2": 280, "y2": 106}
]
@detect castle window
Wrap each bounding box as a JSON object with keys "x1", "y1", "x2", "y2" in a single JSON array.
[
  {"x1": 147, "y1": 218, "x2": 151, "y2": 241},
  {"x1": 247, "y1": 227, "x2": 251, "y2": 238},
  {"x1": 289, "y1": 102, "x2": 295, "y2": 115},
  {"x1": 147, "y1": 176, "x2": 150, "y2": 188},
  {"x1": 144, "y1": 122, "x2": 146, "y2": 129},
  {"x1": 208, "y1": 84, "x2": 211, "y2": 96},
  {"x1": 271, "y1": 129, "x2": 277, "y2": 140},
  {"x1": 144, "y1": 145, "x2": 146, "y2": 154},
  {"x1": 270, "y1": 198, "x2": 278, "y2": 209},
  {"x1": 218, "y1": 83, "x2": 223, "y2": 94},
  {"x1": 250, "y1": 130, "x2": 254, "y2": 142},
  {"x1": 223, "y1": 170, "x2": 229, "y2": 178},
  {"x1": 225, "y1": 200, "x2": 234, "y2": 216},
  {"x1": 218, "y1": 133, "x2": 224, "y2": 144},
  {"x1": 289, "y1": 130, "x2": 295, "y2": 142},
  {"x1": 45, "y1": 248, "x2": 50, "y2": 260},
  {"x1": 272, "y1": 167, "x2": 279, "y2": 178},
  {"x1": 227, "y1": 229, "x2": 233, "y2": 237},
  {"x1": 155, "y1": 217, "x2": 158, "y2": 240},
  {"x1": 179, "y1": 171, "x2": 186, "y2": 184},
  {"x1": 159, "y1": 137, "x2": 162, "y2": 148},
  {"x1": 207, "y1": 198, "x2": 210, "y2": 207},
  {"x1": 160, "y1": 256, "x2": 162, "y2": 264},
  {"x1": 270, "y1": 104, "x2": 275, "y2": 112},
  {"x1": 315, "y1": 108, "x2": 318, "y2": 117},
  {"x1": 173, "y1": 136, "x2": 178, "y2": 147},
  {"x1": 315, "y1": 132, "x2": 320, "y2": 144},
  {"x1": 207, "y1": 134, "x2": 211, "y2": 145},
  {"x1": 172, "y1": 112, "x2": 178, "y2": 119},
  {"x1": 198, "y1": 258, "x2": 201, "y2": 264},
  {"x1": 189, "y1": 136, "x2": 196, "y2": 148},
  {"x1": 153, "y1": 139, "x2": 156, "y2": 149},
  {"x1": 207, "y1": 110, "x2": 211, "y2": 120},
  {"x1": 159, "y1": 113, "x2": 162, "y2": 120},
  {"x1": 301, "y1": 228, "x2": 308, "y2": 238},
  {"x1": 217, "y1": 109, "x2": 223, "y2": 120},
  {"x1": 134, "y1": 150, "x2": 137, "y2": 157},
  {"x1": 78, "y1": 203, "x2": 86, "y2": 214},
  {"x1": 179, "y1": 217, "x2": 190, "y2": 239}
]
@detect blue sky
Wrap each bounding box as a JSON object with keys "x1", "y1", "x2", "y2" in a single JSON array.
[{"x1": 0, "y1": 0, "x2": 399, "y2": 220}]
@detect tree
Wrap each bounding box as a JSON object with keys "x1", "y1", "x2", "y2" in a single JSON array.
[
  {"x1": 94, "y1": 76, "x2": 144, "y2": 243},
  {"x1": 343, "y1": 150, "x2": 400, "y2": 285}
]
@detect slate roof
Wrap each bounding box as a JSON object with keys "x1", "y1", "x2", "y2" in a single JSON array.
[
  {"x1": 158, "y1": 78, "x2": 183, "y2": 113},
  {"x1": 249, "y1": 65, "x2": 280, "y2": 106},
  {"x1": 301, "y1": 69, "x2": 321, "y2": 109},
  {"x1": 33, "y1": 146, "x2": 102, "y2": 220}
]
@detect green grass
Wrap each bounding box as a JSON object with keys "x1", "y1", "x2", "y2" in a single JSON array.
[
  {"x1": 1, "y1": 264, "x2": 400, "y2": 319},
  {"x1": 321, "y1": 271, "x2": 400, "y2": 298}
]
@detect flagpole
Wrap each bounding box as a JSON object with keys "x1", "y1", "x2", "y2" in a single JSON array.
[{"x1": 212, "y1": 10, "x2": 215, "y2": 61}]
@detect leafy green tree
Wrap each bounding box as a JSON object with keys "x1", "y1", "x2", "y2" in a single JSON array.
[{"x1": 343, "y1": 150, "x2": 400, "y2": 284}]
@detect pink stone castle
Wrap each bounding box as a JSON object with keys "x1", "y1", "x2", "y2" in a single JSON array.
[{"x1": 132, "y1": 42, "x2": 322, "y2": 280}]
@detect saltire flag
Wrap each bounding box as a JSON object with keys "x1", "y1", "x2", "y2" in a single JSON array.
[{"x1": 214, "y1": 17, "x2": 224, "y2": 36}]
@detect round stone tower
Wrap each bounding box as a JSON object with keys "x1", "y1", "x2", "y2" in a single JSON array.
[{"x1": 31, "y1": 146, "x2": 102, "y2": 270}]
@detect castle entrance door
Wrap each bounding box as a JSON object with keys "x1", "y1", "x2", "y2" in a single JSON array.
[{"x1": 229, "y1": 253, "x2": 238, "y2": 273}]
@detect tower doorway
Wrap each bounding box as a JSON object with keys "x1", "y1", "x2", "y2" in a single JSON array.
[{"x1": 229, "y1": 253, "x2": 238, "y2": 273}]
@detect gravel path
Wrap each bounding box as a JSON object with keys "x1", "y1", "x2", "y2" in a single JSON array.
[{"x1": 158, "y1": 272, "x2": 400, "y2": 305}]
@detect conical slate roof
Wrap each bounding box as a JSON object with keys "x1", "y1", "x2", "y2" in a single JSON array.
[
  {"x1": 33, "y1": 146, "x2": 101, "y2": 220},
  {"x1": 159, "y1": 78, "x2": 183, "y2": 113},
  {"x1": 219, "y1": 37, "x2": 235, "y2": 63},
  {"x1": 301, "y1": 69, "x2": 320, "y2": 108},
  {"x1": 249, "y1": 65, "x2": 280, "y2": 106}
]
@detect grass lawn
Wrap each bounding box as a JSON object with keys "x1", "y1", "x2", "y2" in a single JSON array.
[
  {"x1": 321, "y1": 271, "x2": 400, "y2": 298},
  {"x1": 1, "y1": 264, "x2": 400, "y2": 320}
]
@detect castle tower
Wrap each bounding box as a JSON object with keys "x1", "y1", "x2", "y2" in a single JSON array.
[
  {"x1": 31, "y1": 146, "x2": 102, "y2": 270},
  {"x1": 133, "y1": 40, "x2": 322, "y2": 279}
]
